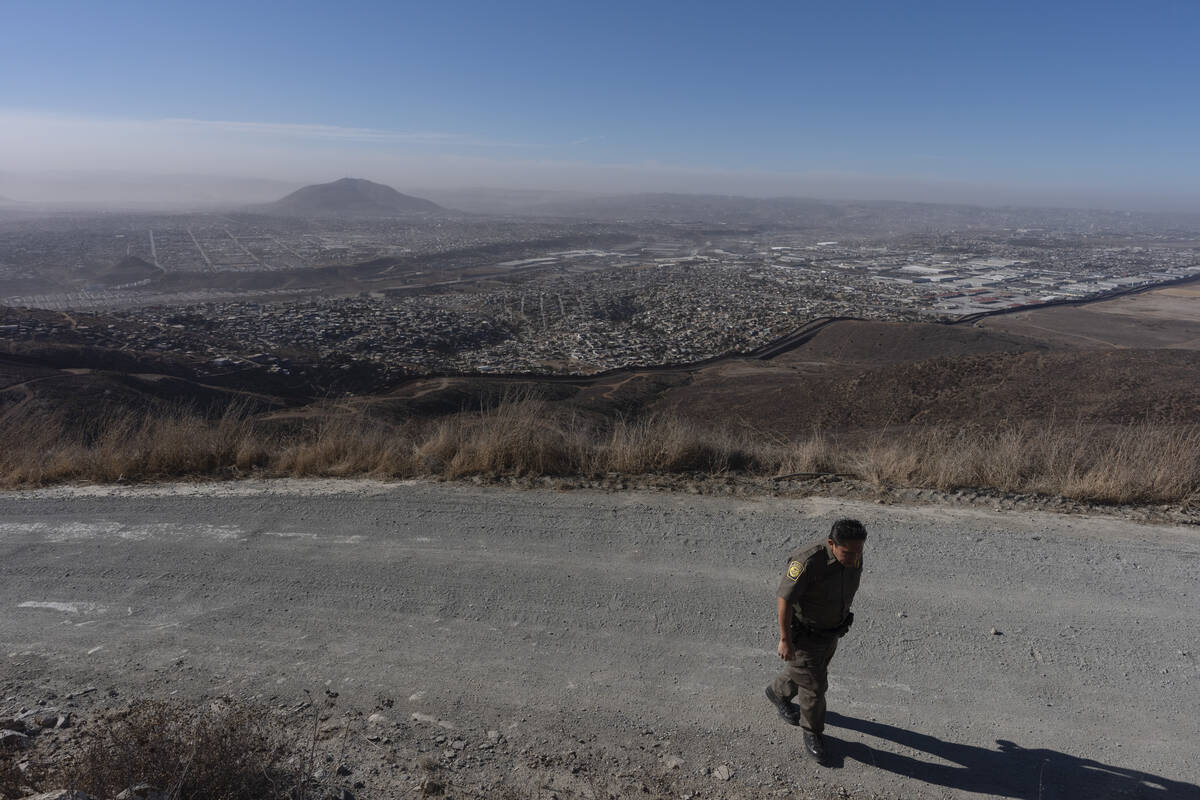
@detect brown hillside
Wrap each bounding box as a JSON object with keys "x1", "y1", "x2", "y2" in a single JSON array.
[
  {"x1": 0, "y1": 352, "x2": 286, "y2": 428},
  {"x1": 980, "y1": 298, "x2": 1200, "y2": 350},
  {"x1": 659, "y1": 348, "x2": 1200, "y2": 436},
  {"x1": 772, "y1": 319, "x2": 1049, "y2": 366}
]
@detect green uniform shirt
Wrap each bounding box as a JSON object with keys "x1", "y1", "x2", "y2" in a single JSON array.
[{"x1": 777, "y1": 540, "x2": 862, "y2": 631}]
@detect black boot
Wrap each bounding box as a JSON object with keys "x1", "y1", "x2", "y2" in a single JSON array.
[
  {"x1": 764, "y1": 687, "x2": 800, "y2": 726},
  {"x1": 802, "y1": 730, "x2": 827, "y2": 763}
]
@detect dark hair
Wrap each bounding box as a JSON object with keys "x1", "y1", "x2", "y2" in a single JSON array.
[{"x1": 830, "y1": 518, "x2": 867, "y2": 543}]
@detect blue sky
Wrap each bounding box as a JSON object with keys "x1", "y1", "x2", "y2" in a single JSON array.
[{"x1": 3, "y1": 0, "x2": 1199, "y2": 207}]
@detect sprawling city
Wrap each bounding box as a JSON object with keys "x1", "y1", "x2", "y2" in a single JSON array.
[{"x1": 3, "y1": 189, "x2": 1198, "y2": 377}]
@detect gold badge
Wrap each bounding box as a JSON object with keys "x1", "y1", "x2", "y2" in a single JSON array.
[{"x1": 787, "y1": 560, "x2": 805, "y2": 581}]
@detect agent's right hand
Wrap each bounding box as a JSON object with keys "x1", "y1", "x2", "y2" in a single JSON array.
[{"x1": 777, "y1": 637, "x2": 794, "y2": 661}]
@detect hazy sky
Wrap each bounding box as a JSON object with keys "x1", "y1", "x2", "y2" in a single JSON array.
[{"x1": 3, "y1": 0, "x2": 1199, "y2": 209}]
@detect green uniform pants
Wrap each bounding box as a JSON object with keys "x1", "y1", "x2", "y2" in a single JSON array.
[{"x1": 770, "y1": 632, "x2": 839, "y2": 734}]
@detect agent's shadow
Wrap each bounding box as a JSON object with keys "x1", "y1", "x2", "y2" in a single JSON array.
[{"x1": 824, "y1": 712, "x2": 1199, "y2": 800}]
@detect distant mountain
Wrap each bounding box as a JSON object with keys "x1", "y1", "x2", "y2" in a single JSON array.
[
  {"x1": 260, "y1": 178, "x2": 443, "y2": 218},
  {"x1": 419, "y1": 190, "x2": 858, "y2": 226},
  {"x1": 423, "y1": 190, "x2": 1200, "y2": 234},
  {"x1": 543, "y1": 193, "x2": 849, "y2": 223},
  {"x1": 413, "y1": 187, "x2": 598, "y2": 215}
]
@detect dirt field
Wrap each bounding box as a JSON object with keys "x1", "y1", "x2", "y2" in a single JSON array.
[{"x1": 979, "y1": 284, "x2": 1200, "y2": 350}]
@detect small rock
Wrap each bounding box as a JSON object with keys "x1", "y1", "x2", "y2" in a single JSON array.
[
  {"x1": 664, "y1": 755, "x2": 685, "y2": 770},
  {"x1": 451, "y1": 739, "x2": 466, "y2": 750},
  {"x1": 115, "y1": 784, "x2": 167, "y2": 800},
  {"x1": 0, "y1": 729, "x2": 31, "y2": 748},
  {"x1": 897, "y1": 612, "x2": 906, "y2": 618},
  {"x1": 991, "y1": 628, "x2": 1002, "y2": 636},
  {"x1": 366, "y1": 712, "x2": 389, "y2": 726},
  {"x1": 712, "y1": 764, "x2": 732, "y2": 781},
  {"x1": 336, "y1": 763, "x2": 352, "y2": 776},
  {"x1": 486, "y1": 729, "x2": 501, "y2": 743}
]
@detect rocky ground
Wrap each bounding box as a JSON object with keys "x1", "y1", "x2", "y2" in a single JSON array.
[{"x1": 2, "y1": 684, "x2": 768, "y2": 800}]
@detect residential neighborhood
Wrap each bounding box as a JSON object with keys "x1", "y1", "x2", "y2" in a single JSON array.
[{"x1": 2, "y1": 207, "x2": 1198, "y2": 376}]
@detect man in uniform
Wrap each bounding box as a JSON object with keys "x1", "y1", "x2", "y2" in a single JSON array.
[{"x1": 765, "y1": 518, "x2": 866, "y2": 763}]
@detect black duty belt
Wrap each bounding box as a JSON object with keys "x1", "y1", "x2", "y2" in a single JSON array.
[
  {"x1": 793, "y1": 612, "x2": 853, "y2": 639},
  {"x1": 793, "y1": 621, "x2": 839, "y2": 638}
]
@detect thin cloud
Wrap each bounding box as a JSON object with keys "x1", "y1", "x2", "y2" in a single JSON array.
[
  {"x1": 0, "y1": 109, "x2": 527, "y2": 156},
  {"x1": 160, "y1": 117, "x2": 527, "y2": 148}
]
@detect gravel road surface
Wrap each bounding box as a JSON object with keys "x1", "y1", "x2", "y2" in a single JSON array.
[{"x1": 2, "y1": 480, "x2": 1197, "y2": 799}]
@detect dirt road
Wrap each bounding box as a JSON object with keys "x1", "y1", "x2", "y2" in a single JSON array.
[{"x1": 2, "y1": 480, "x2": 1197, "y2": 799}]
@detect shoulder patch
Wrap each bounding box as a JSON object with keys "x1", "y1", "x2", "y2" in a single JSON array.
[{"x1": 786, "y1": 560, "x2": 805, "y2": 581}]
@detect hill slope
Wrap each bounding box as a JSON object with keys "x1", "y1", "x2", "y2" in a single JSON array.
[{"x1": 260, "y1": 177, "x2": 443, "y2": 217}]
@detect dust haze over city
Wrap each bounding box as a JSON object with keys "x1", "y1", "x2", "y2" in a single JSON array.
[{"x1": 3, "y1": 3, "x2": 1200, "y2": 800}]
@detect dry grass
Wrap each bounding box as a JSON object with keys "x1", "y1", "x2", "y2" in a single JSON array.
[
  {"x1": 603, "y1": 415, "x2": 762, "y2": 474},
  {"x1": 851, "y1": 422, "x2": 1200, "y2": 504},
  {"x1": 0, "y1": 750, "x2": 37, "y2": 800},
  {"x1": 52, "y1": 700, "x2": 299, "y2": 800},
  {"x1": 418, "y1": 400, "x2": 591, "y2": 477},
  {"x1": 4, "y1": 398, "x2": 1199, "y2": 505}
]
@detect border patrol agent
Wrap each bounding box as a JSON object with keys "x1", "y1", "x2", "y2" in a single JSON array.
[{"x1": 765, "y1": 518, "x2": 867, "y2": 763}]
